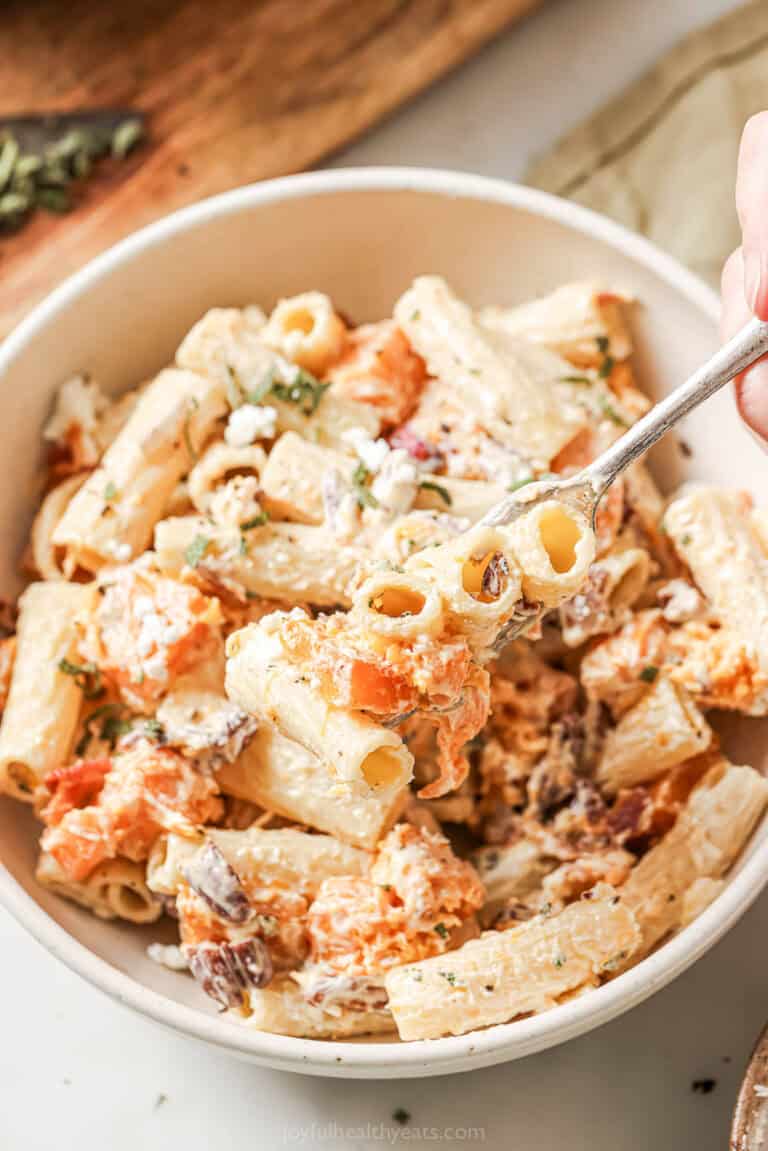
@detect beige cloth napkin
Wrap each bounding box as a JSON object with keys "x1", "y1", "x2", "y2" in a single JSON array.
[{"x1": 526, "y1": 1, "x2": 768, "y2": 287}]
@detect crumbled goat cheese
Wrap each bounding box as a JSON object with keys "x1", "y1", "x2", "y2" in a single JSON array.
[
  {"x1": 104, "y1": 540, "x2": 132, "y2": 563},
  {"x1": 342, "y1": 426, "x2": 391, "y2": 474},
  {"x1": 371, "y1": 449, "x2": 420, "y2": 515},
  {"x1": 225, "y1": 404, "x2": 278, "y2": 447},
  {"x1": 209, "y1": 475, "x2": 263, "y2": 529},
  {"x1": 657, "y1": 579, "x2": 706, "y2": 624},
  {"x1": 146, "y1": 943, "x2": 189, "y2": 971},
  {"x1": 136, "y1": 610, "x2": 185, "y2": 658},
  {"x1": 322, "y1": 468, "x2": 360, "y2": 540}
]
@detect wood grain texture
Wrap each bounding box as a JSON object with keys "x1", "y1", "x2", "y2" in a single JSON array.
[{"x1": 0, "y1": 0, "x2": 540, "y2": 338}]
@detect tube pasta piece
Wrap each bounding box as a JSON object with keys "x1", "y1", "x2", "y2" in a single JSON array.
[
  {"x1": 395, "y1": 277, "x2": 584, "y2": 463},
  {"x1": 385, "y1": 884, "x2": 640, "y2": 1040},
  {"x1": 472, "y1": 841, "x2": 556, "y2": 907},
  {"x1": 560, "y1": 546, "x2": 651, "y2": 648},
  {"x1": 52, "y1": 369, "x2": 227, "y2": 571},
  {"x1": 665, "y1": 488, "x2": 768, "y2": 671},
  {"x1": 241, "y1": 975, "x2": 394, "y2": 1038},
  {"x1": 414, "y1": 475, "x2": 506, "y2": 522},
  {"x1": 261, "y1": 292, "x2": 346, "y2": 375},
  {"x1": 30, "y1": 474, "x2": 87, "y2": 580},
  {"x1": 37, "y1": 852, "x2": 162, "y2": 923},
  {"x1": 502, "y1": 500, "x2": 595, "y2": 609},
  {"x1": 620, "y1": 761, "x2": 768, "y2": 958},
  {"x1": 225, "y1": 621, "x2": 414, "y2": 794},
  {"x1": 595, "y1": 676, "x2": 711, "y2": 794},
  {"x1": 0, "y1": 582, "x2": 96, "y2": 801},
  {"x1": 260, "y1": 431, "x2": 351, "y2": 523},
  {"x1": 405, "y1": 523, "x2": 523, "y2": 655},
  {"x1": 146, "y1": 833, "x2": 200, "y2": 896},
  {"x1": 216, "y1": 723, "x2": 405, "y2": 850},
  {"x1": 187, "y1": 442, "x2": 267, "y2": 514},
  {"x1": 479, "y1": 282, "x2": 633, "y2": 367},
  {"x1": 352, "y1": 571, "x2": 444, "y2": 642},
  {"x1": 154, "y1": 515, "x2": 364, "y2": 607},
  {"x1": 148, "y1": 827, "x2": 369, "y2": 900}
]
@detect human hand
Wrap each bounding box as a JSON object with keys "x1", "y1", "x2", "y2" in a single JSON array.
[{"x1": 722, "y1": 112, "x2": 768, "y2": 442}]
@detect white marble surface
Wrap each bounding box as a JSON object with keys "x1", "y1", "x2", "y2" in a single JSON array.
[{"x1": 2, "y1": 0, "x2": 760, "y2": 1147}]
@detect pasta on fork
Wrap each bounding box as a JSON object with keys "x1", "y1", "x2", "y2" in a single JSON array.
[{"x1": 1, "y1": 274, "x2": 766, "y2": 1043}]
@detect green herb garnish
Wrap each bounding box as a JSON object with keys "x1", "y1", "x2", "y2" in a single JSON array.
[
  {"x1": 58, "y1": 658, "x2": 105, "y2": 701},
  {"x1": 439, "y1": 970, "x2": 457, "y2": 986},
  {"x1": 419, "y1": 480, "x2": 452, "y2": 507},
  {"x1": 269, "y1": 369, "x2": 330, "y2": 415},
  {"x1": 553, "y1": 952, "x2": 567, "y2": 968},
  {"x1": 184, "y1": 534, "x2": 210, "y2": 567},
  {"x1": 142, "y1": 718, "x2": 166, "y2": 743},
  {"x1": 639, "y1": 665, "x2": 659, "y2": 683},
  {"x1": 562, "y1": 374, "x2": 592, "y2": 385},
  {"x1": 352, "y1": 462, "x2": 379, "y2": 509},
  {"x1": 0, "y1": 120, "x2": 145, "y2": 233},
  {"x1": 596, "y1": 336, "x2": 610, "y2": 354},
  {"x1": 598, "y1": 394, "x2": 629, "y2": 427},
  {"x1": 240, "y1": 512, "x2": 269, "y2": 530},
  {"x1": 598, "y1": 355, "x2": 615, "y2": 379},
  {"x1": 507, "y1": 475, "x2": 534, "y2": 493},
  {"x1": 680, "y1": 533, "x2": 692, "y2": 546},
  {"x1": 103, "y1": 481, "x2": 118, "y2": 502},
  {"x1": 111, "y1": 118, "x2": 144, "y2": 159},
  {"x1": 434, "y1": 922, "x2": 449, "y2": 939}
]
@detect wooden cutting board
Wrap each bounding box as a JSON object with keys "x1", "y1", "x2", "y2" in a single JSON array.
[{"x1": 0, "y1": 0, "x2": 541, "y2": 339}]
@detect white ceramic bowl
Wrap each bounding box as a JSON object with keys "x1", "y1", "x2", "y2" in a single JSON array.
[{"x1": 1, "y1": 168, "x2": 766, "y2": 1079}]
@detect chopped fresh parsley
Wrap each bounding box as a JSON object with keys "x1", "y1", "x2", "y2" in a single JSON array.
[
  {"x1": 680, "y1": 533, "x2": 692, "y2": 546},
  {"x1": 58, "y1": 658, "x2": 104, "y2": 700},
  {"x1": 639, "y1": 665, "x2": 659, "y2": 683},
  {"x1": 598, "y1": 354, "x2": 615, "y2": 379},
  {"x1": 553, "y1": 952, "x2": 567, "y2": 968},
  {"x1": 410, "y1": 970, "x2": 423, "y2": 982},
  {"x1": 142, "y1": 718, "x2": 166, "y2": 743},
  {"x1": 184, "y1": 534, "x2": 210, "y2": 567},
  {"x1": 507, "y1": 475, "x2": 535, "y2": 493},
  {"x1": 75, "y1": 703, "x2": 130, "y2": 755},
  {"x1": 239, "y1": 534, "x2": 248, "y2": 557},
  {"x1": 438, "y1": 970, "x2": 457, "y2": 985},
  {"x1": 596, "y1": 336, "x2": 610, "y2": 354},
  {"x1": 562, "y1": 374, "x2": 592, "y2": 385},
  {"x1": 225, "y1": 364, "x2": 245, "y2": 409},
  {"x1": 598, "y1": 394, "x2": 629, "y2": 427},
  {"x1": 410, "y1": 309, "x2": 421, "y2": 322},
  {"x1": 419, "y1": 479, "x2": 452, "y2": 506},
  {"x1": 601, "y1": 950, "x2": 628, "y2": 973},
  {"x1": 240, "y1": 511, "x2": 269, "y2": 530},
  {"x1": 434, "y1": 922, "x2": 449, "y2": 939},
  {"x1": 269, "y1": 370, "x2": 330, "y2": 415},
  {"x1": 103, "y1": 481, "x2": 118, "y2": 502},
  {"x1": 352, "y1": 462, "x2": 379, "y2": 509}
]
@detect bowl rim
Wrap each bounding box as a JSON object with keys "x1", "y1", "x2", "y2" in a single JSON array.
[{"x1": 1, "y1": 165, "x2": 752, "y2": 1079}]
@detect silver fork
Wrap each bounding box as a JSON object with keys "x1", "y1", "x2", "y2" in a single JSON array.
[{"x1": 481, "y1": 316, "x2": 768, "y2": 530}]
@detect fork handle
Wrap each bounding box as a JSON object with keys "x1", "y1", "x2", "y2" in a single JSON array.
[{"x1": 583, "y1": 315, "x2": 768, "y2": 496}]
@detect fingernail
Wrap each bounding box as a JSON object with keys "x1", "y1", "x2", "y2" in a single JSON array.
[{"x1": 745, "y1": 248, "x2": 768, "y2": 317}]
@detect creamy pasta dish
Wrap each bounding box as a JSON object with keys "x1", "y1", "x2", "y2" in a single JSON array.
[{"x1": 3, "y1": 276, "x2": 767, "y2": 1042}]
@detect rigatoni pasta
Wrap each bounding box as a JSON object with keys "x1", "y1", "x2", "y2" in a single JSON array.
[{"x1": 3, "y1": 273, "x2": 767, "y2": 1047}]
